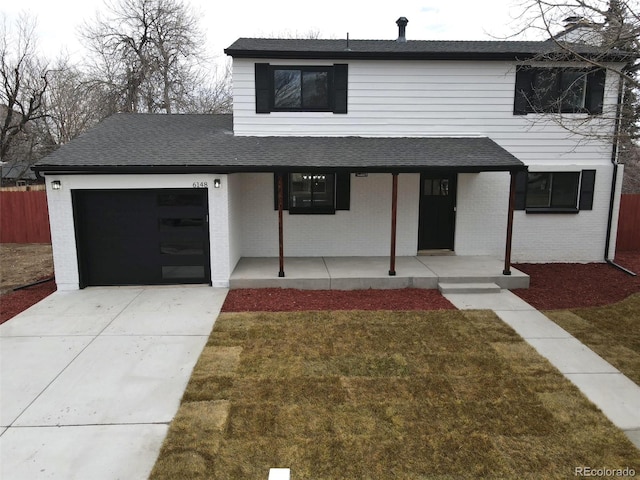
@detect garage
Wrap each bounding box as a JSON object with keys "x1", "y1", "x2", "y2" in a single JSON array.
[{"x1": 73, "y1": 189, "x2": 211, "y2": 287}]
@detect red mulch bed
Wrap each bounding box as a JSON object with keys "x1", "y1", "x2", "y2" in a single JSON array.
[
  {"x1": 225, "y1": 253, "x2": 640, "y2": 313},
  {"x1": 2, "y1": 253, "x2": 638, "y2": 320},
  {"x1": 222, "y1": 288, "x2": 456, "y2": 312},
  {"x1": 0, "y1": 279, "x2": 57, "y2": 325},
  {"x1": 513, "y1": 251, "x2": 640, "y2": 310}
]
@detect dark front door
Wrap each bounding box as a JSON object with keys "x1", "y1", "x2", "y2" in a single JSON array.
[
  {"x1": 418, "y1": 173, "x2": 457, "y2": 250},
  {"x1": 73, "y1": 189, "x2": 210, "y2": 287}
]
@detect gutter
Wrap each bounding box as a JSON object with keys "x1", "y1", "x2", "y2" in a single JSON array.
[
  {"x1": 604, "y1": 74, "x2": 637, "y2": 276},
  {"x1": 32, "y1": 164, "x2": 527, "y2": 176}
]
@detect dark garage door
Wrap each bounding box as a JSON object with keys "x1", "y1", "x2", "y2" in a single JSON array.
[{"x1": 73, "y1": 189, "x2": 211, "y2": 287}]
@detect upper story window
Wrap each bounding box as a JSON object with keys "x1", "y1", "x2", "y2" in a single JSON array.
[
  {"x1": 514, "y1": 66, "x2": 606, "y2": 115},
  {"x1": 256, "y1": 63, "x2": 348, "y2": 114},
  {"x1": 274, "y1": 68, "x2": 330, "y2": 110}
]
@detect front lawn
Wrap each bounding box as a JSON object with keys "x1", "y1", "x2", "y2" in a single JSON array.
[
  {"x1": 545, "y1": 293, "x2": 640, "y2": 385},
  {"x1": 150, "y1": 310, "x2": 639, "y2": 479}
]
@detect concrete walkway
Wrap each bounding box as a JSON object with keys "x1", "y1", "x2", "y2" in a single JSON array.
[
  {"x1": 0, "y1": 286, "x2": 227, "y2": 480},
  {"x1": 444, "y1": 290, "x2": 640, "y2": 450}
]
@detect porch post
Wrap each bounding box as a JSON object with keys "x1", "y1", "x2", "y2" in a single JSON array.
[
  {"x1": 277, "y1": 172, "x2": 285, "y2": 277},
  {"x1": 503, "y1": 170, "x2": 516, "y2": 276},
  {"x1": 389, "y1": 173, "x2": 398, "y2": 276}
]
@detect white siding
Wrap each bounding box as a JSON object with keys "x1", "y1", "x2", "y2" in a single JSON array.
[
  {"x1": 232, "y1": 58, "x2": 619, "y2": 168},
  {"x1": 45, "y1": 174, "x2": 231, "y2": 290},
  {"x1": 229, "y1": 57, "x2": 622, "y2": 264}
]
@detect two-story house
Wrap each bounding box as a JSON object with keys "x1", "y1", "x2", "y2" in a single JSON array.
[{"x1": 34, "y1": 18, "x2": 630, "y2": 290}]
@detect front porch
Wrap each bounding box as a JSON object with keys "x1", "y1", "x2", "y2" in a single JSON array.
[{"x1": 229, "y1": 255, "x2": 530, "y2": 290}]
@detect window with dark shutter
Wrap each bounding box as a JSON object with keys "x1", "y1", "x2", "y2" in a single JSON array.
[
  {"x1": 514, "y1": 67, "x2": 533, "y2": 115},
  {"x1": 585, "y1": 70, "x2": 606, "y2": 115},
  {"x1": 335, "y1": 173, "x2": 350, "y2": 210},
  {"x1": 273, "y1": 173, "x2": 351, "y2": 214},
  {"x1": 579, "y1": 169, "x2": 596, "y2": 210},
  {"x1": 514, "y1": 170, "x2": 528, "y2": 210},
  {"x1": 333, "y1": 64, "x2": 348, "y2": 114},
  {"x1": 522, "y1": 170, "x2": 596, "y2": 213},
  {"x1": 256, "y1": 64, "x2": 348, "y2": 114},
  {"x1": 513, "y1": 67, "x2": 606, "y2": 115},
  {"x1": 255, "y1": 63, "x2": 271, "y2": 114}
]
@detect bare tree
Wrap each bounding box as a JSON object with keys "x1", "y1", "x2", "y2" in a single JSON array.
[
  {"x1": 510, "y1": 0, "x2": 639, "y2": 156},
  {"x1": 81, "y1": 0, "x2": 207, "y2": 114},
  {"x1": 0, "y1": 14, "x2": 50, "y2": 163},
  {"x1": 186, "y1": 61, "x2": 232, "y2": 114},
  {"x1": 41, "y1": 56, "x2": 106, "y2": 146},
  {"x1": 512, "y1": 1, "x2": 638, "y2": 80}
]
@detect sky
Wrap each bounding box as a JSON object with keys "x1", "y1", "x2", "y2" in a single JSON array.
[{"x1": 3, "y1": 0, "x2": 539, "y2": 67}]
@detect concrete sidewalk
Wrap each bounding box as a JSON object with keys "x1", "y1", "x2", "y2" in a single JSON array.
[
  {"x1": 444, "y1": 290, "x2": 640, "y2": 450},
  {"x1": 0, "y1": 286, "x2": 227, "y2": 480}
]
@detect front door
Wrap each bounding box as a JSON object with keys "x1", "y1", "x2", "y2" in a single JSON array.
[{"x1": 418, "y1": 173, "x2": 457, "y2": 250}]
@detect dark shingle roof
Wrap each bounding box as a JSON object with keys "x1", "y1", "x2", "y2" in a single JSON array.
[
  {"x1": 224, "y1": 38, "x2": 630, "y2": 61},
  {"x1": 2, "y1": 160, "x2": 37, "y2": 180},
  {"x1": 34, "y1": 114, "x2": 524, "y2": 174}
]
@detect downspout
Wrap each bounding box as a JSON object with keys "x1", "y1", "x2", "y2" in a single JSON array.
[{"x1": 604, "y1": 75, "x2": 636, "y2": 276}]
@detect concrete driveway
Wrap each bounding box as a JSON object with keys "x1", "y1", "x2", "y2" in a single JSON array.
[{"x1": 0, "y1": 285, "x2": 227, "y2": 480}]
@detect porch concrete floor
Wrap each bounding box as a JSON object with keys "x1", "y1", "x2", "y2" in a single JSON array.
[{"x1": 229, "y1": 256, "x2": 529, "y2": 290}]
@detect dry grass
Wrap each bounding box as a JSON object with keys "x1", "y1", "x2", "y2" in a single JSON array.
[
  {"x1": 0, "y1": 243, "x2": 53, "y2": 293},
  {"x1": 545, "y1": 293, "x2": 640, "y2": 385},
  {"x1": 150, "y1": 310, "x2": 640, "y2": 479}
]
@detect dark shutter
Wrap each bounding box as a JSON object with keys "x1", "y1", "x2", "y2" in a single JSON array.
[
  {"x1": 514, "y1": 170, "x2": 528, "y2": 210},
  {"x1": 273, "y1": 173, "x2": 289, "y2": 210},
  {"x1": 255, "y1": 63, "x2": 271, "y2": 114},
  {"x1": 333, "y1": 64, "x2": 348, "y2": 114},
  {"x1": 585, "y1": 69, "x2": 606, "y2": 115},
  {"x1": 335, "y1": 173, "x2": 351, "y2": 210},
  {"x1": 513, "y1": 66, "x2": 533, "y2": 115},
  {"x1": 579, "y1": 169, "x2": 596, "y2": 210}
]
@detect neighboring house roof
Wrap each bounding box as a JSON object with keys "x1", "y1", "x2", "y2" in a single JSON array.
[
  {"x1": 33, "y1": 114, "x2": 525, "y2": 174},
  {"x1": 1, "y1": 160, "x2": 37, "y2": 180},
  {"x1": 224, "y1": 38, "x2": 631, "y2": 61}
]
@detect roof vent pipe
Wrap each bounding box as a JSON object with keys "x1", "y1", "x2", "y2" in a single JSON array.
[{"x1": 396, "y1": 17, "x2": 408, "y2": 43}]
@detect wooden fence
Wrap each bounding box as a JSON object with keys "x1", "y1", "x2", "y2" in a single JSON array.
[
  {"x1": 0, "y1": 184, "x2": 46, "y2": 192},
  {"x1": 616, "y1": 194, "x2": 640, "y2": 252},
  {"x1": 0, "y1": 189, "x2": 51, "y2": 243}
]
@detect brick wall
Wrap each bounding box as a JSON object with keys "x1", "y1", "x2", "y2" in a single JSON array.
[{"x1": 236, "y1": 173, "x2": 420, "y2": 257}]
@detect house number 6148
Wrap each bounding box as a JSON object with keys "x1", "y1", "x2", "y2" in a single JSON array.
[{"x1": 192, "y1": 181, "x2": 208, "y2": 188}]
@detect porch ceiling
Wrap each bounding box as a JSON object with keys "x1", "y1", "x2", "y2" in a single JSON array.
[{"x1": 34, "y1": 114, "x2": 525, "y2": 175}]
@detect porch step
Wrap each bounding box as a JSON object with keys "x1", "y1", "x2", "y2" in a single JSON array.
[{"x1": 438, "y1": 282, "x2": 502, "y2": 294}]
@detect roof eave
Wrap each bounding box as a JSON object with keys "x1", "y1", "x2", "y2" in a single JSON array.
[
  {"x1": 224, "y1": 48, "x2": 631, "y2": 62},
  {"x1": 224, "y1": 49, "x2": 542, "y2": 61},
  {"x1": 33, "y1": 164, "x2": 527, "y2": 175}
]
